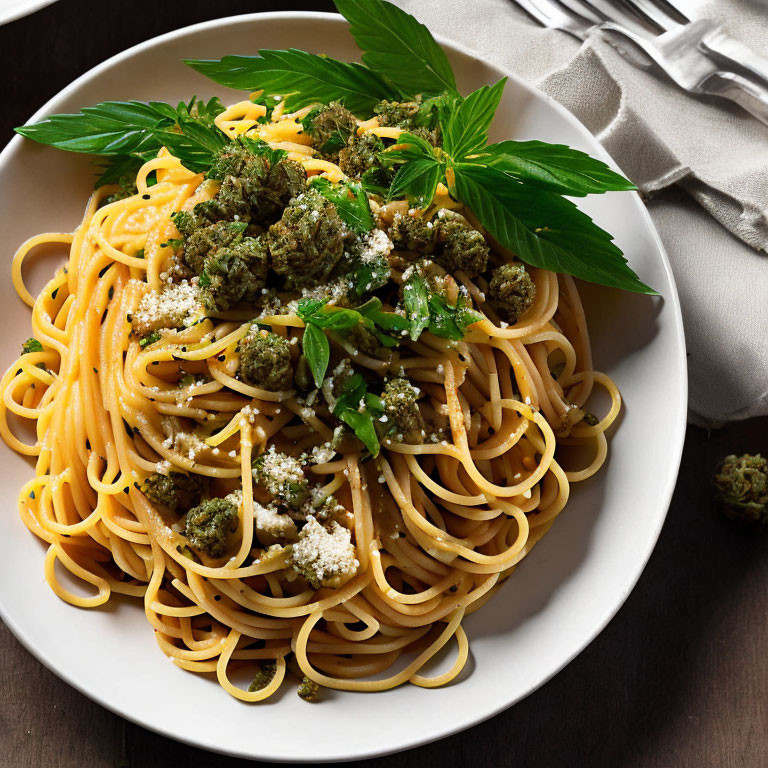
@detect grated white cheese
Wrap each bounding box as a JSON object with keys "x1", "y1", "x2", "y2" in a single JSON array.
[
  {"x1": 253, "y1": 500, "x2": 297, "y2": 540},
  {"x1": 133, "y1": 280, "x2": 204, "y2": 335},
  {"x1": 358, "y1": 228, "x2": 392, "y2": 264},
  {"x1": 288, "y1": 516, "x2": 359, "y2": 586}
]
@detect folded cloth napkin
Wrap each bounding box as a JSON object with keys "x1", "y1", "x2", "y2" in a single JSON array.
[{"x1": 393, "y1": 0, "x2": 768, "y2": 424}]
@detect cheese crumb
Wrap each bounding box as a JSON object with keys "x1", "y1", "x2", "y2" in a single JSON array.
[{"x1": 288, "y1": 516, "x2": 359, "y2": 588}]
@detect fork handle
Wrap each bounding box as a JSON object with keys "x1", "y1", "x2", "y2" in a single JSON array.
[
  {"x1": 599, "y1": 22, "x2": 768, "y2": 127},
  {"x1": 703, "y1": 71, "x2": 768, "y2": 127},
  {"x1": 700, "y1": 28, "x2": 768, "y2": 91}
]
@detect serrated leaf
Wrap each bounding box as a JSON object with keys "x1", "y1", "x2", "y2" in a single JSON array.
[
  {"x1": 453, "y1": 163, "x2": 656, "y2": 294},
  {"x1": 310, "y1": 177, "x2": 374, "y2": 234},
  {"x1": 389, "y1": 157, "x2": 441, "y2": 209},
  {"x1": 442, "y1": 79, "x2": 506, "y2": 160},
  {"x1": 403, "y1": 273, "x2": 430, "y2": 340},
  {"x1": 184, "y1": 49, "x2": 396, "y2": 114},
  {"x1": 334, "y1": 0, "x2": 457, "y2": 97},
  {"x1": 481, "y1": 140, "x2": 638, "y2": 197}
]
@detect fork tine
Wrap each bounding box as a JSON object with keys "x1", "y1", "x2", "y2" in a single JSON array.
[
  {"x1": 512, "y1": 0, "x2": 591, "y2": 39},
  {"x1": 618, "y1": 0, "x2": 689, "y2": 31}
]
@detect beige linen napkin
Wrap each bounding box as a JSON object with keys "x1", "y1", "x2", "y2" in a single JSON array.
[{"x1": 393, "y1": 0, "x2": 768, "y2": 424}]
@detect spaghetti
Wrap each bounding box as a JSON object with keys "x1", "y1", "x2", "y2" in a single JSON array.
[{"x1": 0, "y1": 99, "x2": 621, "y2": 701}]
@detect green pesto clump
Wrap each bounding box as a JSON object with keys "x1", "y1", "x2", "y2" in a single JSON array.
[
  {"x1": 184, "y1": 496, "x2": 239, "y2": 558},
  {"x1": 252, "y1": 448, "x2": 309, "y2": 510},
  {"x1": 175, "y1": 218, "x2": 247, "y2": 274},
  {"x1": 389, "y1": 214, "x2": 436, "y2": 255},
  {"x1": 198, "y1": 145, "x2": 307, "y2": 225},
  {"x1": 142, "y1": 471, "x2": 208, "y2": 514},
  {"x1": 104, "y1": 176, "x2": 138, "y2": 206},
  {"x1": 434, "y1": 215, "x2": 489, "y2": 277},
  {"x1": 382, "y1": 377, "x2": 424, "y2": 444},
  {"x1": 374, "y1": 100, "x2": 420, "y2": 128},
  {"x1": 305, "y1": 101, "x2": 358, "y2": 157},
  {"x1": 268, "y1": 187, "x2": 346, "y2": 289},
  {"x1": 713, "y1": 454, "x2": 768, "y2": 524},
  {"x1": 239, "y1": 329, "x2": 293, "y2": 391},
  {"x1": 487, "y1": 263, "x2": 536, "y2": 325},
  {"x1": 248, "y1": 662, "x2": 277, "y2": 692},
  {"x1": 199, "y1": 236, "x2": 269, "y2": 311},
  {"x1": 338, "y1": 132, "x2": 385, "y2": 179},
  {"x1": 297, "y1": 676, "x2": 321, "y2": 702}
]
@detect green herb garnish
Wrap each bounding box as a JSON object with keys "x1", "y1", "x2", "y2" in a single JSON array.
[{"x1": 21, "y1": 338, "x2": 43, "y2": 354}]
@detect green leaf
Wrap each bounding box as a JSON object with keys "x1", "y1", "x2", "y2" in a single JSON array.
[
  {"x1": 309, "y1": 177, "x2": 374, "y2": 234},
  {"x1": 16, "y1": 97, "x2": 228, "y2": 182},
  {"x1": 402, "y1": 273, "x2": 430, "y2": 340},
  {"x1": 336, "y1": 408, "x2": 380, "y2": 457},
  {"x1": 334, "y1": 0, "x2": 458, "y2": 97},
  {"x1": 453, "y1": 163, "x2": 655, "y2": 294},
  {"x1": 356, "y1": 298, "x2": 409, "y2": 334},
  {"x1": 94, "y1": 153, "x2": 149, "y2": 188},
  {"x1": 301, "y1": 322, "x2": 330, "y2": 388},
  {"x1": 184, "y1": 49, "x2": 396, "y2": 114},
  {"x1": 380, "y1": 131, "x2": 435, "y2": 166},
  {"x1": 426, "y1": 291, "x2": 482, "y2": 340},
  {"x1": 15, "y1": 101, "x2": 173, "y2": 155},
  {"x1": 360, "y1": 166, "x2": 393, "y2": 197},
  {"x1": 139, "y1": 331, "x2": 162, "y2": 348},
  {"x1": 154, "y1": 118, "x2": 228, "y2": 174},
  {"x1": 239, "y1": 136, "x2": 288, "y2": 166},
  {"x1": 389, "y1": 157, "x2": 442, "y2": 208},
  {"x1": 442, "y1": 79, "x2": 506, "y2": 160},
  {"x1": 297, "y1": 298, "x2": 363, "y2": 331},
  {"x1": 332, "y1": 374, "x2": 381, "y2": 457},
  {"x1": 352, "y1": 256, "x2": 390, "y2": 297},
  {"x1": 22, "y1": 338, "x2": 43, "y2": 354},
  {"x1": 479, "y1": 140, "x2": 637, "y2": 197}
]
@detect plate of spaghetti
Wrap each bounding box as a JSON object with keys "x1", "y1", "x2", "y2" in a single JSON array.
[{"x1": 0, "y1": 3, "x2": 686, "y2": 762}]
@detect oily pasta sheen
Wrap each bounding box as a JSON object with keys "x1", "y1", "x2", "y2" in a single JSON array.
[{"x1": 0, "y1": 101, "x2": 620, "y2": 701}]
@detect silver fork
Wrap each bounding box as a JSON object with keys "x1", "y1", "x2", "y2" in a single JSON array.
[
  {"x1": 513, "y1": 0, "x2": 768, "y2": 125},
  {"x1": 619, "y1": 0, "x2": 768, "y2": 88}
]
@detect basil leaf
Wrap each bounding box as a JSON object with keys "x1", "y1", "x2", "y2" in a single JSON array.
[
  {"x1": 297, "y1": 298, "x2": 363, "y2": 331},
  {"x1": 426, "y1": 292, "x2": 482, "y2": 340},
  {"x1": 184, "y1": 49, "x2": 396, "y2": 114},
  {"x1": 479, "y1": 140, "x2": 638, "y2": 197},
  {"x1": 336, "y1": 408, "x2": 380, "y2": 457},
  {"x1": 239, "y1": 136, "x2": 287, "y2": 167},
  {"x1": 389, "y1": 157, "x2": 442, "y2": 208},
  {"x1": 301, "y1": 322, "x2": 330, "y2": 388},
  {"x1": 360, "y1": 166, "x2": 392, "y2": 197},
  {"x1": 352, "y1": 256, "x2": 390, "y2": 297},
  {"x1": 333, "y1": 374, "x2": 381, "y2": 457},
  {"x1": 453, "y1": 163, "x2": 656, "y2": 294},
  {"x1": 334, "y1": 373, "x2": 368, "y2": 413},
  {"x1": 403, "y1": 273, "x2": 430, "y2": 340},
  {"x1": 356, "y1": 298, "x2": 409, "y2": 334},
  {"x1": 334, "y1": 0, "x2": 458, "y2": 97},
  {"x1": 442, "y1": 79, "x2": 506, "y2": 160},
  {"x1": 310, "y1": 177, "x2": 374, "y2": 234}
]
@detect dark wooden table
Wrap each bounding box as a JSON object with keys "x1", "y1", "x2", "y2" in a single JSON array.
[{"x1": 2, "y1": 2, "x2": 767, "y2": 765}]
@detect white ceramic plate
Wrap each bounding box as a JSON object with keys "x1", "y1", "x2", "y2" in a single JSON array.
[
  {"x1": 0, "y1": 0, "x2": 58, "y2": 26},
  {"x1": 0, "y1": 12, "x2": 687, "y2": 763}
]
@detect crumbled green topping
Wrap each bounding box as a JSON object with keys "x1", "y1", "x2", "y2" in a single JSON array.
[
  {"x1": 239, "y1": 329, "x2": 293, "y2": 391},
  {"x1": 714, "y1": 454, "x2": 768, "y2": 524},
  {"x1": 184, "y1": 495, "x2": 239, "y2": 558},
  {"x1": 488, "y1": 263, "x2": 536, "y2": 325},
  {"x1": 297, "y1": 676, "x2": 321, "y2": 702},
  {"x1": 143, "y1": 471, "x2": 208, "y2": 514}
]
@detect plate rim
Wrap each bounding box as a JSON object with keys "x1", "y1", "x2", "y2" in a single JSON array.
[
  {"x1": 0, "y1": 10, "x2": 688, "y2": 762},
  {"x1": 0, "y1": 0, "x2": 59, "y2": 27}
]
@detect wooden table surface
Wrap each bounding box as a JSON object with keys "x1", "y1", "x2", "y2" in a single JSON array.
[{"x1": 2, "y1": 1, "x2": 767, "y2": 765}]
